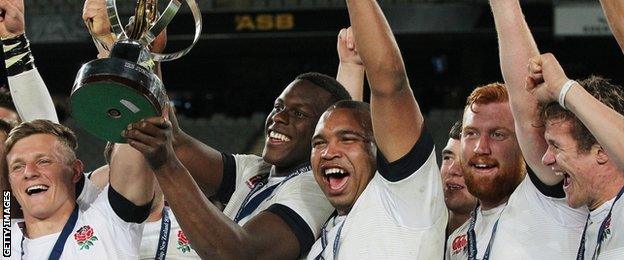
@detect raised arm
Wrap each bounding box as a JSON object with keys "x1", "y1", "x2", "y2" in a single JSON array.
[
  {"x1": 0, "y1": 0, "x2": 58, "y2": 123},
  {"x1": 126, "y1": 113, "x2": 303, "y2": 259},
  {"x1": 490, "y1": 0, "x2": 560, "y2": 184},
  {"x1": 108, "y1": 142, "x2": 155, "y2": 207},
  {"x1": 346, "y1": 0, "x2": 423, "y2": 161},
  {"x1": 336, "y1": 27, "x2": 365, "y2": 101},
  {"x1": 527, "y1": 53, "x2": 624, "y2": 169},
  {"x1": 599, "y1": 0, "x2": 624, "y2": 54}
]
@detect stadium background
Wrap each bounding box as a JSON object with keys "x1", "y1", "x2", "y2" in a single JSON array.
[{"x1": 1, "y1": 0, "x2": 621, "y2": 171}]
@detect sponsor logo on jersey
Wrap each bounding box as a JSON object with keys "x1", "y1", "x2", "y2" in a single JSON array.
[{"x1": 451, "y1": 234, "x2": 468, "y2": 255}]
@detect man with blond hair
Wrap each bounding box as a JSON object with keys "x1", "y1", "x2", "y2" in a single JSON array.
[{"x1": 6, "y1": 120, "x2": 154, "y2": 259}]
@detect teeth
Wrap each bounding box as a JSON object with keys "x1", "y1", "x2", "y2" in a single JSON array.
[
  {"x1": 324, "y1": 168, "x2": 346, "y2": 176},
  {"x1": 447, "y1": 184, "x2": 462, "y2": 190},
  {"x1": 26, "y1": 185, "x2": 49, "y2": 195},
  {"x1": 269, "y1": 131, "x2": 290, "y2": 142},
  {"x1": 475, "y1": 164, "x2": 489, "y2": 168}
]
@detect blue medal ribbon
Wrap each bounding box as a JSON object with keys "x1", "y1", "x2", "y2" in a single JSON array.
[
  {"x1": 576, "y1": 186, "x2": 624, "y2": 260},
  {"x1": 467, "y1": 202, "x2": 507, "y2": 260},
  {"x1": 20, "y1": 204, "x2": 79, "y2": 260},
  {"x1": 314, "y1": 212, "x2": 346, "y2": 260},
  {"x1": 155, "y1": 206, "x2": 171, "y2": 260},
  {"x1": 234, "y1": 164, "x2": 311, "y2": 223}
]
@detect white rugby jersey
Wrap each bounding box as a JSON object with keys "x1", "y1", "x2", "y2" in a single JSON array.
[
  {"x1": 76, "y1": 172, "x2": 102, "y2": 209},
  {"x1": 10, "y1": 186, "x2": 144, "y2": 260},
  {"x1": 446, "y1": 173, "x2": 588, "y2": 260},
  {"x1": 219, "y1": 154, "x2": 334, "y2": 256},
  {"x1": 139, "y1": 206, "x2": 200, "y2": 259},
  {"x1": 581, "y1": 194, "x2": 624, "y2": 259},
  {"x1": 306, "y1": 133, "x2": 447, "y2": 259}
]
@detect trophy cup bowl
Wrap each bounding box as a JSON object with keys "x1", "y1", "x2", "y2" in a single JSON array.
[{"x1": 71, "y1": 0, "x2": 202, "y2": 143}]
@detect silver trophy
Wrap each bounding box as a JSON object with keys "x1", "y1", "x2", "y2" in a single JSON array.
[{"x1": 71, "y1": 0, "x2": 202, "y2": 143}]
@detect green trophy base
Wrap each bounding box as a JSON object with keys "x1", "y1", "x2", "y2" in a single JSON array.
[{"x1": 71, "y1": 58, "x2": 167, "y2": 143}]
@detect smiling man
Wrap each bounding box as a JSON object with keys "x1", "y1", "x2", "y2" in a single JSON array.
[
  {"x1": 6, "y1": 120, "x2": 154, "y2": 259},
  {"x1": 305, "y1": 0, "x2": 447, "y2": 258},
  {"x1": 445, "y1": 0, "x2": 591, "y2": 258},
  {"x1": 441, "y1": 121, "x2": 477, "y2": 237},
  {"x1": 526, "y1": 53, "x2": 624, "y2": 259},
  {"x1": 124, "y1": 72, "x2": 352, "y2": 259}
]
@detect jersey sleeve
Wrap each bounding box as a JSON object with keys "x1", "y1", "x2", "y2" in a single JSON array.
[
  {"x1": 375, "y1": 128, "x2": 447, "y2": 228},
  {"x1": 76, "y1": 172, "x2": 103, "y2": 210},
  {"x1": 264, "y1": 172, "x2": 334, "y2": 256},
  {"x1": 84, "y1": 185, "x2": 145, "y2": 258},
  {"x1": 517, "y1": 174, "x2": 587, "y2": 227},
  {"x1": 8, "y1": 68, "x2": 59, "y2": 123}
]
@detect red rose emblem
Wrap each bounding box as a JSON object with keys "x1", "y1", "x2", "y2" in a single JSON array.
[
  {"x1": 74, "y1": 226, "x2": 94, "y2": 243},
  {"x1": 74, "y1": 225, "x2": 99, "y2": 250},
  {"x1": 452, "y1": 235, "x2": 467, "y2": 252},
  {"x1": 178, "y1": 230, "x2": 189, "y2": 244}
]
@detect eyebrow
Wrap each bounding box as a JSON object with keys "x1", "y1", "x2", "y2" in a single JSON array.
[
  {"x1": 442, "y1": 149, "x2": 454, "y2": 156},
  {"x1": 311, "y1": 132, "x2": 326, "y2": 141},
  {"x1": 337, "y1": 129, "x2": 368, "y2": 139},
  {"x1": 276, "y1": 98, "x2": 318, "y2": 115},
  {"x1": 463, "y1": 126, "x2": 513, "y2": 133}
]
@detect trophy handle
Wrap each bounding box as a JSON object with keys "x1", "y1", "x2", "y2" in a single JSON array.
[
  {"x1": 106, "y1": 0, "x2": 128, "y2": 40},
  {"x1": 148, "y1": 0, "x2": 202, "y2": 62},
  {"x1": 140, "y1": 0, "x2": 181, "y2": 46}
]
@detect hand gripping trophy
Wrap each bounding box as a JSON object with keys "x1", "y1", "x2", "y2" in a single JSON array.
[{"x1": 71, "y1": 0, "x2": 202, "y2": 142}]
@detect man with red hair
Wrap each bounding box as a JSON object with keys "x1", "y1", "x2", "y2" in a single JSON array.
[{"x1": 446, "y1": 82, "x2": 586, "y2": 259}]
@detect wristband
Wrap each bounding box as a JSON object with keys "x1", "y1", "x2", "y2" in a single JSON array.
[
  {"x1": 2, "y1": 34, "x2": 35, "y2": 76},
  {"x1": 558, "y1": 80, "x2": 576, "y2": 110}
]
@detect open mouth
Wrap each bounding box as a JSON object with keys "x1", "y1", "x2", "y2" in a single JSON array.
[
  {"x1": 267, "y1": 130, "x2": 291, "y2": 143},
  {"x1": 470, "y1": 162, "x2": 498, "y2": 173},
  {"x1": 446, "y1": 183, "x2": 464, "y2": 191},
  {"x1": 554, "y1": 170, "x2": 572, "y2": 189},
  {"x1": 25, "y1": 184, "x2": 49, "y2": 196},
  {"x1": 323, "y1": 167, "x2": 350, "y2": 192},
  {"x1": 562, "y1": 173, "x2": 571, "y2": 189}
]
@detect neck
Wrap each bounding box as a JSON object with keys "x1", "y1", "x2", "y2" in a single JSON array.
[
  {"x1": 479, "y1": 196, "x2": 509, "y2": 211},
  {"x1": 589, "y1": 180, "x2": 624, "y2": 211},
  {"x1": 447, "y1": 210, "x2": 471, "y2": 235},
  {"x1": 24, "y1": 202, "x2": 75, "y2": 239},
  {"x1": 274, "y1": 161, "x2": 310, "y2": 177}
]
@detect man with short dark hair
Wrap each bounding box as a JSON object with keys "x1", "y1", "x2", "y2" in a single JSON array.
[
  {"x1": 441, "y1": 121, "x2": 477, "y2": 237},
  {"x1": 125, "y1": 72, "x2": 351, "y2": 258},
  {"x1": 305, "y1": 0, "x2": 446, "y2": 258}
]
